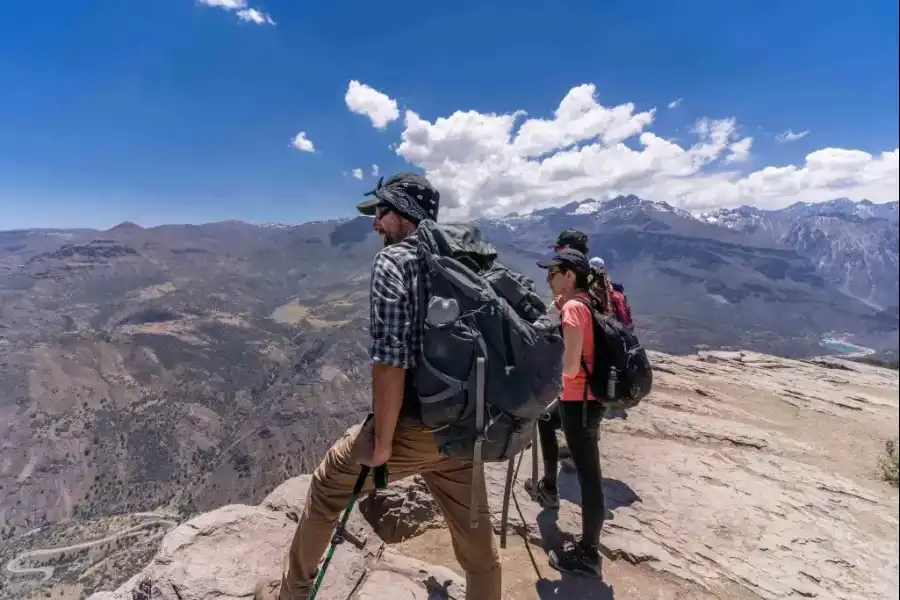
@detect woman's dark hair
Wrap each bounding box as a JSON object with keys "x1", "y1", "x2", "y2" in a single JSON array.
[
  {"x1": 560, "y1": 266, "x2": 612, "y2": 314},
  {"x1": 587, "y1": 267, "x2": 612, "y2": 315}
]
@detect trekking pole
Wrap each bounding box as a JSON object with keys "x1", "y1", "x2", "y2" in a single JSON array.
[
  {"x1": 309, "y1": 464, "x2": 388, "y2": 600},
  {"x1": 530, "y1": 424, "x2": 539, "y2": 496},
  {"x1": 500, "y1": 454, "x2": 515, "y2": 549},
  {"x1": 501, "y1": 398, "x2": 559, "y2": 548}
]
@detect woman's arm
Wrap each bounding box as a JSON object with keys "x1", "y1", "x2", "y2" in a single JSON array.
[{"x1": 562, "y1": 323, "x2": 584, "y2": 377}]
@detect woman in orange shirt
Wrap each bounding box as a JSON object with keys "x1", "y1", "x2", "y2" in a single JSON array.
[{"x1": 535, "y1": 247, "x2": 612, "y2": 578}]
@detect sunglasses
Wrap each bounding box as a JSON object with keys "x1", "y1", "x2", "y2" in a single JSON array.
[
  {"x1": 546, "y1": 267, "x2": 562, "y2": 282},
  {"x1": 374, "y1": 203, "x2": 393, "y2": 219}
]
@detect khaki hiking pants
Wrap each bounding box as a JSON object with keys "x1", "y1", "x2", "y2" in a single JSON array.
[{"x1": 278, "y1": 415, "x2": 501, "y2": 600}]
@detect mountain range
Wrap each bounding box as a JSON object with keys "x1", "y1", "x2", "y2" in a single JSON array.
[
  {"x1": 700, "y1": 198, "x2": 899, "y2": 310},
  {"x1": 476, "y1": 195, "x2": 898, "y2": 355},
  {"x1": 0, "y1": 195, "x2": 897, "y2": 540}
]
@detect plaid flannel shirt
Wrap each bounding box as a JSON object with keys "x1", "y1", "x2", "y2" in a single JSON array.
[{"x1": 369, "y1": 234, "x2": 430, "y2": 369}]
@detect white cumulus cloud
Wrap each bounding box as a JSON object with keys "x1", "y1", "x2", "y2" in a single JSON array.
[
  {"x1": 198, "y1": 0, "x2": 275, "y2": 25},
  {"x1": 199, "y1": 0, "x2": 246, "y2": 8},
  {"x1": 379, "y1": 83, "x2": 897, "y2": 218},
  {"x1": 371, "y1": 164, "x2": 380, "y2": 177},
  {"x1": 726, "y1": 136, "x2": 753, "y2": 164},
  {"x1": 345, "y1": 80, "x2": 400, "y2": 130},
  {"x1": 351, "y1": 168, "x2": 364, "y2": 180},
  {"x1": 237, "y1": 8, "x2": 275, "y2": 25},
  {"x1": 668, "y1": 98, "x2": 683, "y2": 109},
  {"x1": 776, "y1": 129, "x2": 810, "y2": 143},
  {"x1": 290, "y1": 132, "x2": 315, "y2": 153}
]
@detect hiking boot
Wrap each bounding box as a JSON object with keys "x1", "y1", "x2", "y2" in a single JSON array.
[
  {"x1": 254, "y1": 579, "x2": 281, "y2": 600},
  {"x1": 534, "y1": 478, "x2": 560, "y2": 509},
  {"x1": 548, "y1": 540, "x2": 603, "y2": 578}
]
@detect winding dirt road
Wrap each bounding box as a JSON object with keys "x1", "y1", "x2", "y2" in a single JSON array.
[{"x1": 5, "y1": 513, "x2": 177, "y2": 583}]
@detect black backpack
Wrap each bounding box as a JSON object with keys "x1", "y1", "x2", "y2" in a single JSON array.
[
  {"x1": 415, "y1": 220, "x2": 564, "y2": 456},
  {"x1": 573, "y1": 297, "x2": 653, "y2": 411},
  {"x1": 414, "y1": 220, "x2": 564, "y2": 527}
]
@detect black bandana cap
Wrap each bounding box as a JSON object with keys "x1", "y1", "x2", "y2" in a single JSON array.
[{"x1": 356, "y1": 172, "x2": 440, "y2": 223}]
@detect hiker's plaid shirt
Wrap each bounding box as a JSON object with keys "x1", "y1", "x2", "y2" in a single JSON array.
[{"x1": 369, "y1": 233, "x2": 430, "y2": 370}]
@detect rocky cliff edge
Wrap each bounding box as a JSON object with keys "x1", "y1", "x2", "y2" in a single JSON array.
[{"x1": 87, "y1": 351, "x2": 900, "y2": 600}]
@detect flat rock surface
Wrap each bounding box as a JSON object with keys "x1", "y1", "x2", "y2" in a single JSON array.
[{"x1": 393, "y1": 351, "x2": 900, "y2": 599}]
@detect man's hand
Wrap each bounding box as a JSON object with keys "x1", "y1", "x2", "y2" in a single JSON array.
[{"x1": 358, "y1": 436, "x2": 392, "y2": 467}]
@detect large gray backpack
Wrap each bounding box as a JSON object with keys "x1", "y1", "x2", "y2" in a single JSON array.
[{"x1": 415, "y1": 220, "x2": 564, "y2": 526}]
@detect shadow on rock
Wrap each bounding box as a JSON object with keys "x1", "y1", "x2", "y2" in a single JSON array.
[
  {"x1": 556, "y1": 474, "x2": 642, "y2": 513},
  {"x1": 423, "y1": 574, "x2": 458, "y2": 599},
  {"x1": 535, "y1": 577, "x2": 615, "y2": 599},
  {"x1": 536, "y1": 509, "x2": 571, "y2": 549}
]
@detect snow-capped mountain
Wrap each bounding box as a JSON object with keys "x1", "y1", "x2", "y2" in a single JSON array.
[
  {"x1": 780, "y1": 198, "x2": 899, "y2": 221},
  {"x1": 700, "y1": 199, "x2": 898, "y2": 309},
  {"x1": 503, "y1": 194, "x2": 694, "y2": 223},
  {"x1": 481, "y1": 194, "x2": 739, "y2": 248},
  {"x1": 470, "y1": 194, "x2": 898, "y2": 357}
]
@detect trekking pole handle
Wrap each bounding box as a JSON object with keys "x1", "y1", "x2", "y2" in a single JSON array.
[
  {"x1": 356, "y1": 465, "x2": 389, "y2": 493},
  {"x1": 373, "y1": 465, "x2": 388, "y2": 489}
]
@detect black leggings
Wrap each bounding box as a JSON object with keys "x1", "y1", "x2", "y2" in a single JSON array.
[{"x1": 537, "y1": 400, "x2": 606, "y2": 551}]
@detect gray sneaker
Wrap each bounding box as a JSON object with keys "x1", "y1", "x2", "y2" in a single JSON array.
[{"x1": 549, "y1": 540, "x2": 603, "y2": 578}]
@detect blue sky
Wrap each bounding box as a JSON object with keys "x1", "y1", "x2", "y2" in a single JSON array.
[{"x1": 1, "y1": 0, "x2": 897, "y2": 230}]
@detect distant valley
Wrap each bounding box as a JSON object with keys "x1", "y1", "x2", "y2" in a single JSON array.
[{"x1": 0, "y1": 195, "x2": 897, "y2": 559}]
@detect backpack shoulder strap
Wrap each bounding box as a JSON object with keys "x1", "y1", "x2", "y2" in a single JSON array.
[
  {"x1": 415, "y1": 224, "x2": 438, "y2": 335},
  {"x1": 569, "y1": 298, "x2": 600, "y2": 417},
  {"x1": 571, "y1": 295, "x2": 598, "y2": 318},
  {"x1": 571, "y1": 296, "x2": 593, "y2": 309}
]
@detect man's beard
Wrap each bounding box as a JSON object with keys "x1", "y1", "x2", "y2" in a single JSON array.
[{"x1": 381, "y1": 224, "x2": 415, "y2": 246}]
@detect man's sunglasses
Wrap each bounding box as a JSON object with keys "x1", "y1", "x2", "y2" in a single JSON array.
[{"x1": 375, "y1": 203, "x2": 393, "y2": 219}]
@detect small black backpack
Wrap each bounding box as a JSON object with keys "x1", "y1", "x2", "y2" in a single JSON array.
[{"x1": 573, "y1": 297, "x2": 653, "y2": 412}]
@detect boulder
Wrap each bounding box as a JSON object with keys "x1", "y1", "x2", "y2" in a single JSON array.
[
  {"x1": 86, "y1": 504, "x2": 294, "y2": 600},
  {"x1": 86, "y1": 481, "x2": 464, "y2": 600},
  {"x1": 358, "y1": 475, "x2": 443, "y2": 543}
]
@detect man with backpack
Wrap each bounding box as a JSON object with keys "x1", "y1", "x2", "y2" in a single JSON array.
[
  {"x1": 551, "y1": 228, "x2": 589, "y2": 255},
  {"x1": 254, "y1": 173, "x2": 503, "y2": 600}
]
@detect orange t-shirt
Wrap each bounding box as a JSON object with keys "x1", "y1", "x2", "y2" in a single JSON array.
[{"x1": 560, "y1": 293, "x2": 596, "y2": 401}]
